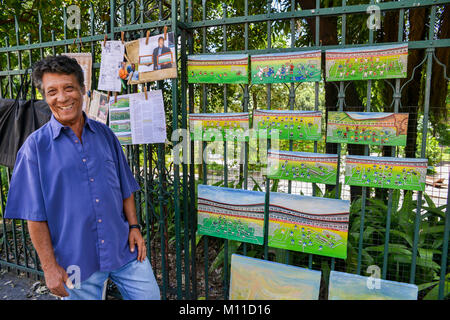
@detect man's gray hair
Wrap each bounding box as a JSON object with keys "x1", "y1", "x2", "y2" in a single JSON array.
[{"x1": 32, "y1": 55, "x2": 85, "y2": 93}]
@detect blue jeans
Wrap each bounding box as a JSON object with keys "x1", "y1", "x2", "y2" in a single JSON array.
[{"x1": 63, "y1": 258, "x2": 160, "y2": 300}]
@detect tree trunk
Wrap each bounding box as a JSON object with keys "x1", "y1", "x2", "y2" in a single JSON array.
[
  {"x1": 298, "y1": 0, "x2": 364, "y2": 200},
  {"x1": 430, "y1": 5, "x2": 450, "y2": 127}
]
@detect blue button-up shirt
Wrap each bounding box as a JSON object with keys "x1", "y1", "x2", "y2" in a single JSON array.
[{"x1": 5, "y1": 113, "x2": 139, "y2": 282}]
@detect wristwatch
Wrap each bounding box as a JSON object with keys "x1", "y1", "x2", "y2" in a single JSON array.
[{"x1": 129, "y1": 224, "x2": 142, "y2": 232}]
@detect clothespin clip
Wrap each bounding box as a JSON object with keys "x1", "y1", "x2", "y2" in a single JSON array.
[
  {"x1": 72, "y1": 36, "x2": 84, "y2": 51},
  {"x1": 164, "y1": 26, "x2": 168, "y2": 40},
  {"x1": 143, "y1": 85, "x2": 148, "y2": 100},
  {"x1": 114, "y1": 92, "x2": 118, "y2": 103},
  {"x1": 107, "y1": 91, "x2": 111, "y2": 102},
  {"x1": 145, "y1": 30, "x2": 150, "y2": 45},
  {"x1": 103, "y1": 34, "x2": 108, "y2": 47},
  {"x1": 121, "y1": 31, "x2": 125, "y2": 44}
]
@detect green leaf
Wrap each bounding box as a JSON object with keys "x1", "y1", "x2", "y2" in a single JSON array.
[
  {"x1": 423, "y1": 193, "x2": 436, "y2": 209},
  {"x1": 389, "y1": 229, "x2": 413, "y2": 247},
  {"x1": 365, "y1": 244, "x2": 412, "y2": 256}
]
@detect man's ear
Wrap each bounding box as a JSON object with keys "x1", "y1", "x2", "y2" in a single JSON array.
[{"x1": 80, "y1": 85, "x2": 86, "y2": 96}]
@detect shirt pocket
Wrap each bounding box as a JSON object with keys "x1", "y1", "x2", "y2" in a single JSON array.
[{"x1": 104, "y1": 159, "x2": 121, "y2": 191}]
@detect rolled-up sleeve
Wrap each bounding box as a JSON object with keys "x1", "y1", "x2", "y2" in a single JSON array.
[
  {"x1": 5, "y1": 138, "x2": 47, "y2": 221},
  {"x1": 112, "y1": 136, "x2": 140, "y2": 200}
]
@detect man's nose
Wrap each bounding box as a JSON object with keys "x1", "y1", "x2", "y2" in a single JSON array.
[{"x1": 55, "y1": 91, "x2": 70, "y2": 103}]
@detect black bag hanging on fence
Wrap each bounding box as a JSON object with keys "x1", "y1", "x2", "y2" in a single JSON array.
[{"x1": 0, "y1": 73, "x2": 52, "y2": 168}]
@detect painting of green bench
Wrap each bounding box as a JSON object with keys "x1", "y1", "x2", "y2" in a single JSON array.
[
  {"x1": 230, "y1": 254, "x2": 321, "y2": 300},
  {"x1": 251, "y1": 50, "x2": 321, "y2": 84},
  {"x1": 253, "y1": 109, "x2": 322, "y2": 141},
  {"x1": 197, "y1": 185, "x2": 265, "y2": 245},
  {"x1": 326, "y1": 111, "x2": 409, "y2": 146},
  {"x1": 328, "y1": 271, "x2": 418, "y2": 300},
  {"x1": 267, "y1": 150, "x2": 338, "y2": 185},
  {"x1": 188, "y1": 54, "x2": 249, "y2": 84},
  {"x1": 268, "y1": 192, "x2": 350, "y2": 259},
  {"x1": 189, "y1": 112, "x2": 250, "y2": 141},
  {"x1": 344, "y1": 155, "x2": 427, "y2": 191},
  {"x1": 325, "y1": 44, "x2": 408, "y2": 81}
]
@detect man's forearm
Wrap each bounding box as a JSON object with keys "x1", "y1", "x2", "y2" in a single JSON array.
[
  {"x1": 27, "y1": 221, "x2": 58, "y2": 271},
  {"x1": 123, "y1": 194, "x2": 138, "y2": 226}
]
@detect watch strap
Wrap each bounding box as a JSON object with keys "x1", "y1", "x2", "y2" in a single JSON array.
[{"x1": 129, "y1": 224, "x2": 141, "y2": 231}]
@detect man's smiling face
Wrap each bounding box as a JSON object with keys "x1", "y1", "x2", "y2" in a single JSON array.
[{"x1": 42, "y1": 73, "x2": 85, "y2": 126}]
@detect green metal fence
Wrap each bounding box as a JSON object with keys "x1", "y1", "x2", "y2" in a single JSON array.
[{"x1": 0, "y1": 0, "x2": 449, "y2": 300}]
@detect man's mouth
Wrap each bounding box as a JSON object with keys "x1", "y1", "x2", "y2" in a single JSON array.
[{"x1": 59, "y1": 103, "x2": 74, "y2": 111}]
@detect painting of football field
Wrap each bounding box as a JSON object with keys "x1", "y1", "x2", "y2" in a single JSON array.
[
  {"x1": 197, "y1": 185, "x2": 265, "y2": 245},
  {"x1": 188, "y1": 54, "x2": 249, "y2": 84},
  {"x1": 325, "y1": 44, "x2": 408, "y2": 81},
  {"x1": 345, "y1": 155, "x2": 427, "y2": 191},
  {"x1": 189, "y1": 112, "x2": 250, "y2": 142},
  {"x1": 267, "y1": 150, "x2": 338, "y2": 185},
  {"x1": 230, "y1": 254, "x2": 321, "y2": 300},
  {"x1": 326, "y1": 111, "x2": 409, "y2": 146},
  {"x1": 251, "y1": 50, "x2": 321, "y2": 84},
  {"x1": 328, "y1": 271, "x2": 418, "y2": 300},
  {"x1": 268, "y1": 192, "x2": 350, "y2": 259},
  {"x1": 253, "y1": 109, "x2": 322, "y2": 141}
]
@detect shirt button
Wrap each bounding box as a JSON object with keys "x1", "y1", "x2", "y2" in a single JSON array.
[
  {"x1": 74, "y1": 140, "x2": 79, "y2": 143},
  {"x1": 90, "y1": 178, "x2": 94, "y2": 182},
  {"x1": 82, "y1": 158, "x2": 86, "y2": 162},
  {"x1": 98, "y1": 219, "x2": 102, "y2": 223},
  {"x1": 95, "y1": 199, "x2": 100, "y2": 203},
  {"x1": 101, "y1": 240, "x2": 105, "y2": 244}
]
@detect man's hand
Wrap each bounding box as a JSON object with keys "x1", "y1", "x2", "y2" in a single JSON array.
[
  {"x1": 27, "y1": 221, "x2": 73, "y2": 298},
  {"x1": 44, "y1": 264, "x2": 72, "y2": 297},
  {"x1": 129, "y1": 228, "x2": 146, "y2": 262}
]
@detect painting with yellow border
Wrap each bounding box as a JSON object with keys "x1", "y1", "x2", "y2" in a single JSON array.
[
  {"x1": 189, "y1": 112, "x2": 250, "y2": 142},
  {"x1": 188, "y1": 54, "x2": 248, "y2": 84},
  {"x1": 229, "y1": 254, "x2": 321, "y2": 300},
  {"x1": 268, "y1": 192, "x2": 350, "y2": 259},
  {"x1": 253, "y1": 109, "x2": 322, "y2": 141}
]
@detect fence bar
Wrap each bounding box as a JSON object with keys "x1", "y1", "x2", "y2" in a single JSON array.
[
  {"x1": 187, "y1": 0, "x2": 197, "y2": 300},
  {"x1": 263, "y1": 0, "x2": 273, "y2": 261},
  {"x1": 382, "y1": 189, "x2": 394, "y2": 279},
  {"x1": 221, "y1": 3, "x2": 230, "y2": 300},
  {"x1": 410, "y1": 4, "x2": 436, "y2": 283},
  {"x1": 184, "y1": 0, "x2": 448, "y2": 29},
  {"x1": 179, "y1": 0, "x2": 191, "y2": 300}
]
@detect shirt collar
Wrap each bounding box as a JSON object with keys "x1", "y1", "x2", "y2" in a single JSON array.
[{"x1": 50, "y1": 111, "x2": 96, "y2": 140}]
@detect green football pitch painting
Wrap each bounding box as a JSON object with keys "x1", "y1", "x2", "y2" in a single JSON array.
[
  {"x1": 189, "y1": 112, "x2": 250, "y2": 141},
  {"x1": 253, "y1": 109, "x2": 322, "y2": 141},
  {"x1": 326, "y1": 111, "x2": 409, "y2": 147},
  {"x1": 251, "y1": 50, "x2": 321, "y2": 84},
  {"x1": 267, "y1": 150, "x2": 338, "y2": 185},
  {"x1": 188, "y1": 54, "x2": 249, "y2": 84},
  {"x1": 344, "y1": 155, "x2": 427, "y2": 191},
  {"x1": 268, "y1": 192, "x2": 350, "y2": 259},
  {"x1": 197, "y1": 185, "x2": 265, "y2": 245},
  {"x1": 325, "y1": 44, "x2": 408, "y2": 81}
]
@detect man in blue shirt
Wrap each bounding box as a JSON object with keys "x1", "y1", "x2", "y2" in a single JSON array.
[
  {"x1": 152, "y1": 36, "x2": 172, "y2": 70},
  {"x1": 4, "y1": 55, "x2": 160, "y2": 300}
]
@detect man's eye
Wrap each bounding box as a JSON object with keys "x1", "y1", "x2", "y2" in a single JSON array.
[
  {"x1": 47, "y1": 90, "x2": 56, "y2": 95},
  {"x1": 65, "y1": 86, "x2": 74, "y2": 91}
]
